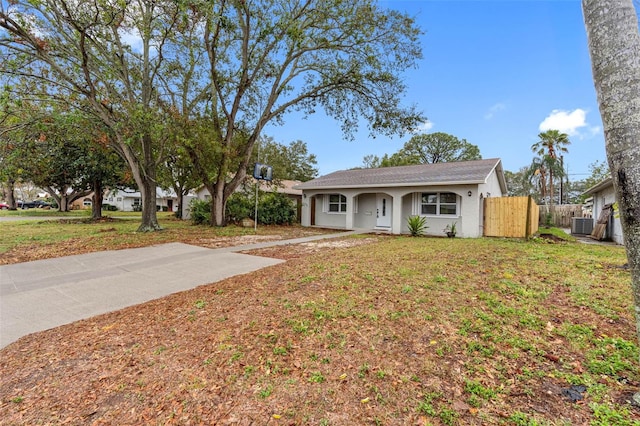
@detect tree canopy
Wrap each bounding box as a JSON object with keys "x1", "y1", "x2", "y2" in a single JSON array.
[
  {"x1": 1, "y1": 0, "x2": 424, "y2": 227},
  {"x1": 362, "y1": 132, "x2": 481, "y2": 168},
  {"x1": 254, "y1": 138, "x2": 318, "y2": 182}
]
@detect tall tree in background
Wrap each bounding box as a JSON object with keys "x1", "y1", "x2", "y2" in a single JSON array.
[
  {"x1": 402, "y1": 132, "x2": 481, "y2": 164},
  {"x1": 362, "y1": 132, "x2": 481, "y2": 168},
  {"x1": 531, "y1": 129, "x2": 570, "y2": 206},
  {"x1": 504, "y1": 167, "x2": 539, "y2": 199},
  {"x1": 583, "y1": 0, "x2": 640, "y2": 395},
  {"x1": 254, "y1": 138, "x2": 318, "y2": 182}
]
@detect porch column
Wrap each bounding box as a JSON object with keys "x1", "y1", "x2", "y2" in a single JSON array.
[
  {"x1": 392, "y1": 194, "x2": 403, "y2": 234},
  {"x1": 345, "y1": 195, "x2": 354, "y2": 230},
  {"x1": 300, "y1": 193, "x2": 311, "y2": 227}
]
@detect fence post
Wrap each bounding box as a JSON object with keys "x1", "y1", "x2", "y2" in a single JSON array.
[{"x1": 525, "y1": 196, "x2": 532, "y2": 238}]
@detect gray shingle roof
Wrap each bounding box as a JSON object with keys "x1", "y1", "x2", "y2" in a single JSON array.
[{"x1": 296, "y1": 158, "x2": 503, "y2": 190}]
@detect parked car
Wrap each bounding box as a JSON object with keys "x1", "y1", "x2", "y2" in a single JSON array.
[
  {"x1": 0, "y1": 202, "x2": 9, "y2": 210},
  {"x1": 17, "y1": 200, "x2": 51, "y2": 209},
  {"x1": 32, "y1": 200, "x2": 52, "y2": 208}
]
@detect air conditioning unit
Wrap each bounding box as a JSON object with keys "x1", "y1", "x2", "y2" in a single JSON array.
[{"x1": 571, "y1": 217, "x2": 594, "y2": 235}]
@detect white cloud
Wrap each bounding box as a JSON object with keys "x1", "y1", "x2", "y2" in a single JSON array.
[
  {"x1": 538, "y1": 108, "x2": 600, "y2": 138},
  {"x1": 484, "y1": 102, "x2": 506, "y2": 120},
  {"x1": 119, "y1": 28, "x2": 144, "y2": 52},
  {"x1": 414, "y1": 120, "x2": 434, "y2": 133}
]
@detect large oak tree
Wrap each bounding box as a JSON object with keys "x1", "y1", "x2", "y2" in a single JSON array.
[{"x1": 1, "y1": 0, "x2": 424, "y2": 227}]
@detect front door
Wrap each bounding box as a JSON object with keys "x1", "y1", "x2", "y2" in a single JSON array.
[{"x1": 376, "y1": 194, "x2": 392, "y2": 228}]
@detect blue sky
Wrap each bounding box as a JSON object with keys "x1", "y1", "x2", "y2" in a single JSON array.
[{"x1": 265, "y1": 0, "x2": 606, "y2": 180}]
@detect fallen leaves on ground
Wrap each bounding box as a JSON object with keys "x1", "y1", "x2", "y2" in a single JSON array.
[{"x1": 1, "y1": 231, "x2": 639, "y2": 425}]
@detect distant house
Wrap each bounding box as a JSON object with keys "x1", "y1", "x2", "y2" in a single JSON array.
[
  {"x1": 70, "y1": 195, "x2": 94, "y2": 210},
  {"x1": 102, "y1": 188, "x2": 179, "y2": 212},
  {"x1": 295, "y1": 158, "x2": 507, "y2": 237},
  {"x1": 582, "y1": 177, "x2": 623, "y2": 244}
]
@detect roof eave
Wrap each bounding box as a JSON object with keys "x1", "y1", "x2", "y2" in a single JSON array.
[
  {"x1": 296, "y1": 180, "x2": 487, "y2": 191},
  {"x1": 582, "y1": 176, "x2": 613, "y2": 197}
]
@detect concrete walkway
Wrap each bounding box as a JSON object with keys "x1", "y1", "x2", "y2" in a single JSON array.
[{"x1": 0, "y1": 230, "x2": 360, "y2": 349}]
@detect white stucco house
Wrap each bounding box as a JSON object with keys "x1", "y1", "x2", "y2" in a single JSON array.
[
  {"x1": 582, "y1": 177, "x2": 624, "y2": 244},
  {"x1": 295, "y1": 158, "x2": 508, "y2": 238},
  {"x1": 102, "y1": 188, "x2": 179, "y2": 212}
]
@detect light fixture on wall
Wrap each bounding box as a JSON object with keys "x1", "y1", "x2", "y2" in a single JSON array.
[
  {"x1": 303, "y1": 193, "x2": 307, "y2": 199},
  {"x1": 486, "y1": 192, "x2": 491, "y2": 198},
  {"x1": 467, "y1": 191, "x2": 472, "y2": 197}
]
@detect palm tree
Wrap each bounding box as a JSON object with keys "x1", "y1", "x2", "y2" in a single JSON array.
[
  {"x1": 531, "y1": 130, "x2": 570, "y2": 206},
  {"x1": 528, "y1": 155, "x2": 566, "y2": 213}
]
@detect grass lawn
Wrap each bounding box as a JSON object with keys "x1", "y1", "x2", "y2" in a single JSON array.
[
  {"x1": 0, "y1": 222, "x2": 638, "y2": 425},
  {"x1": 0, "y1": 214, "x2": 329, "y2": 263}
]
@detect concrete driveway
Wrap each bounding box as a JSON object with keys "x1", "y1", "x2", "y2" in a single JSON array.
[{"x1": 0, "y1": 231, "x2": 359, "y2": 349}]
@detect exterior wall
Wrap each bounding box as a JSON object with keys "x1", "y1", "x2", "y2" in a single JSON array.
[
  {"x1": 353, "y1": 194, "x2": 377, "y2": 229},
  {"x1": 103, "y1": 189, "x2": 178, "y2": 212},
  {"x1": 103, "y1": 190, "x2": 138, "y2": 211},
  {"x1": 311, "y1": 193, "x2": 349, "y2": 228},
  {"x1": 592, "y1": 185, "x2": 624, "y2": 244},
  {"x1": 300, "y1": 184, "x2": 484, "y2": 237}
]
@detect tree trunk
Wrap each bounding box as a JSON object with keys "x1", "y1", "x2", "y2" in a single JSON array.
[
  {"x1": 91, "y1": 179, "x2": 103, "y2": 220},
  {"x1": 59, "y1": 194, "x2": 70, "y2": 212},
  {"x1": 548, "y1": 169, "x2": 555, "y2": 208},
  {"x1": 583, "y1": 0, "x2": 640, "y2": 401},
  {"x1": 6, "y1": 179, "x2": 17, "y2": 210},
  {"x1": 139, "y1": 178, "x2": 160, "y2": 231},
  {"x1": 122, "y1": 134, "x2": 160, "y2": 232},
  {"x1": 210, "y1": 182, "x2": 226, "y2": 227}
]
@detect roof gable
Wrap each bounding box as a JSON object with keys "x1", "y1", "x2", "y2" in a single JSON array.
[{"x1": 296, "y1": 158, "x2": 505, "y2": 190}]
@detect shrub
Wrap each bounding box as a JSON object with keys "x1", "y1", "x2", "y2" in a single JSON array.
[
  {"x1": 406, "y1": 215, "x2": 428, "y2": 236},
  {"x1": 102, "y1": 203, "x2": 118, "y2": 211},
  {"x1": 226, "y1": 192, "x2": 254, "y2": 224},
  {"x1": 189, "y1": 198, "x2": 211, "y2": 225},
  {"x1": 258, "y1": 192, "x2": 296, "y2": 225}
]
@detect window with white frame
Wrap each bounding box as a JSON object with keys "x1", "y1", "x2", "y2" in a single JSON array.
[
  {"x1": 421, "y1": 192, "x2": 458, "y2": 216},
  {"x1": 326, "y1": 194, "x2": 347, "y2": 213}
]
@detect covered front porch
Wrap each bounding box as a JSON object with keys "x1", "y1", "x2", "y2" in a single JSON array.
[{"x1": 300, "y1": 187, "x2": 480, "y2": 237}]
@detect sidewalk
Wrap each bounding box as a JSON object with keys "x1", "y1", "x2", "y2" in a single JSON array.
[{"x1": 0, "y1": 230, "x2": 361, "y2": 349}]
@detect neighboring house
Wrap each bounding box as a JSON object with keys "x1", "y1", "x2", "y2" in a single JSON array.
[
  {"x1": 70, "y1": 195, "x2": 94, "y2": 210},
  {"x1": 184, "y1": 179, "x2": 303, "y2": 220},
  {"x1": 103, "y1": 188, "x2": 179, "y2": 212},
  {"x1": 582, "y1": 177, "x2": 624, "y2": 244},
  {"x1": 295, "y1": 158, "x2": 507, "y2": 237}
]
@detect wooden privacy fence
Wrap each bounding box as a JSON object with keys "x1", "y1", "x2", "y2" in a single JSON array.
[
  {"x1": 538, "y1": 204, "x2": 584, "y2": 227},
  {"x1": 484, "y1": 196, "x2": 539, "y2": 238}
]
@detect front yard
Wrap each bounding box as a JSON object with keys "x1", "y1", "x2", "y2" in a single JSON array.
[{"x1": 0, "y1": 220, "x2": 638, "y2": 424}]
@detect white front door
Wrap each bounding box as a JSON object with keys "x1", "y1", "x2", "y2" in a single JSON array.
[{"x1": 376, "y1": 194, "x2": 392, "y2": 228}]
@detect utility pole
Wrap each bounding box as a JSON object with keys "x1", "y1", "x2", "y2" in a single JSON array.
[{"x1": 560, "y1": 155, "x2": 564, "y2": 205}]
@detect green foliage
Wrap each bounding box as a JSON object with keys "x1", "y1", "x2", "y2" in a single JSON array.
[
  {"x1": 253, "y1": 138, "x2": 318, "y2": 181},
  {"x1": 257, "y1": 192, "x2": 296, "y2": 225},
  {"x1": 585, "y1": 336, "x2": 638, "y2": 377},
  {"x1": 102, "y1": 204, "x2": 118, "y2": 211},
  {"x1": 529, "y1": 130, "x2": 570, "y2": 206},
  {"x1": 226, "y1": 192, "x2": 254, "y2": 224},
  {"x1": 443, "y1": 221, "x2": 457, "y2": 236},
  {"x1": 363, "y1": 132, "x2": 481, "y2": 167},
  {"x1": 406, "y1": 215, "x2": 428, "y2": 236},
  {"x1": 189, "y1": 199, "x2": 211, "y2": 225},
  {"x1": 192, "y1": 191, "x2": 295, "y2": 226},
  {"x1": 590, "y1": 402, "x2": 640, "y2": 426}
]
